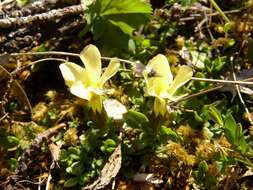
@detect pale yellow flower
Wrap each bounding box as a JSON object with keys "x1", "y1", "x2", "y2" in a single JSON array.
[
  {"x1": 143, "y1": 54, "x2": 193, "y2": 116},
  {"x1": 59, "y1": 44, "x2": 120, "y2": 112}
]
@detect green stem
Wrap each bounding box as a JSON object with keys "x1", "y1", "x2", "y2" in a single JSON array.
[{"x1": 209, "y1": 0, "x2": 230, "y2": 23}]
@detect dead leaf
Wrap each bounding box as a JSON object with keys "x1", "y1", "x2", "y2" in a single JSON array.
[
  {"x1": 133, "y1": 173, "x2": 163, "y2": 184},
  {"x1": 83, "y1": 143, "x2": 122, "y2": 190},
  {"x1": 48, "y1": 143, "x2": 61, "y2": 169}
]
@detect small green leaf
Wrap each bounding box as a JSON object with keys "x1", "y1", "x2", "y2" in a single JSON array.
[
  {"x1": 224, "y1": 113, "x2": 237, "y2": 144},
  {"x1": 224, "y1": 22, "x2": 234, "y2": 34},
  {"x1": 66, "y1": 162, "x2": 84, "y2": 175},
  {"x1": 195, "y1": 161, "x2": 208, "y2": 182},
  {"x1": 123, "y1": 110, "x2": 149, "y2": 129},
  {"x1": 7, "y1": 136, "x2": 19, "y2": 146},
  {"x1": 235, "y1": 124, "x2": 248, "y2": 154},
  {"x1": 208, "y1": 106, "x2": 223, "y2": 126},
  {"x1": 8, "y1": 158, "x2": 18, "y2": 171},
  {"x1": 194, "y1": 111, "x2": 204, "y2": 122},
  {"x1": 68, "y1": 147, "x2": 81, "y2": 156},
  {"x1": 101, "y1": 139, "x2": 116, "y2": 153},
  {"x1": 180, "y1": 0, "x2": 198, "y2": 6},
  {"x1": 223, "y1": 114, "x2": 248, "y2": 154},
  {"x1": 159, "y1": 125, "x2": 179, "y2": 142},
  {"x1": 16, "y1": 0, "x2": 29, "y2": 6},
  {"x1": 103, "y1": 139, "x2": 116, "y2": 147}
]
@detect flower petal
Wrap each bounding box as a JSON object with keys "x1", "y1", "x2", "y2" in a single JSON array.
[
  {"x1": 80, "y1": 44, "x2": 102, "y2": 85},
  {"x1": 144, "y1": 54, "x2": 173, "y2": 84},
  {"x1": 98, "y1": 58, "x2": 120, "y2": 87},
  {"x1": 168, "y1": 65, "x2": 193, "y2": 95},
  {"x1": 145, "y1": 77, "x2": 170, "y2": 97},
  {"x1": 143, "y1": 54, "x2": 173, "y2": 97},
  {"x1": 69, "y1": 81, "x2": 90, "y2": 100},
  {"x1": 103, "y1": 99, "x2": 127, "y2": 120},
  {"x1": 59, "y1": 62, "x2": 88, "y2": 87}
]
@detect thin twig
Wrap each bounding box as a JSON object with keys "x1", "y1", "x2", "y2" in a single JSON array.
[
  {"x1": 17, "y1": 123, "x2": 66, "y2": 174},
  {"x1": 18, "y1": 179, "x2": 46, "y2": 185},
  {"x1": 192, "y1": 77, "x2": 253, "y2": 85},
  {"x1": 233, "y1": 71, "x2": 253, "y2": 124},
  {"x1": 168, "y1": 85, "x2": 223, "y2": 106},
  {"x1": 0, "y1": 113, "x2": 8, "y2": 122},
  {"x1": 8, "y1": 0, "x2": 61, "y2": 18},
  {"x1": 10, "y1": 51, "x2": 253, "y2": 85},
  {"x1": 11, "y1": 57, "x2": 67, "y2": 75},
  {"x1": 169, "y1": 76, "x2": 253, "y2": 106},
  {"x1": 10, "y1": 51, "x2": 136, "y2": 65},
  {"x1": 179, "y1": 9, "x2": 241, "y2": 22}
]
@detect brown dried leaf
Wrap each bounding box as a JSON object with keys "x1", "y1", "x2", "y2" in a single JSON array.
[
  {"x1": 133, "y1": 173, "x2": 163, "y2": 184},
  {"x1": 48, "y1": 143, "x2": 61, "y2": 169},
  {"x1": 83, "y1": 143, "x2": 122, "y2": 190}
]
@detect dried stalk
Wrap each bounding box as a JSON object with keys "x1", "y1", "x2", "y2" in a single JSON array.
[
  {"x1": 7, "y1": 0, "x2": 63, "y2": 18},
  {"x1": 0, "y1": 4, "x2": 85, "y2": 28}
]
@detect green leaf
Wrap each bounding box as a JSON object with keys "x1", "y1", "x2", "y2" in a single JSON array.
[
  {"x1": 235, "y1": 124, "x2": 248, "y2": 154},
  {"x1": 8, "y1": 158, "x2": 18, "y2": 171},
  {"x1": 101, "y1": 139, "x2": 116, "y2": 153},
  {"x1": 7, "y1": 136, "x2": 20, "y2": 145},
  {"x1": 123, "y1": 110, "x2": 149, "y2": 129},
  {"x1": 68, "y1": 147, "x2": 81, "y2": 156},
  {"x1": 223, "y1": 114, "x2": 248, "y2": 154},
  {"x1": 180, "y1": 0, "x2": 198, "y2": 6},
  {"x1": 208, "y1": 106, "x2": 223, "y2": 126},
  {"x1": 159, "y1": 125, "x2": 179, "y2": 142},
  {"x1": 224, "y1": 22, "x2": 234, "y2": 34},
  {"x1": 66, "y1": 162, "x2": 84, "y2": 175},
  {"x1": 224, "y1": 113, "x2": 237, "y2": 145},
  {"x1": 16, "y1": 0, "x2": 29, "y2": 6},
  {"x1": 84, "y1": 0, "x2": 152, "y2": 52},
  {"x1": 195, "y1": 161, "x2": 208, "y2": 182}
]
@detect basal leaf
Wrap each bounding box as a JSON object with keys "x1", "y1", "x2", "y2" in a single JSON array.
[{"x1": 224, "y1": 113, "x2": 237, "y2": 145}]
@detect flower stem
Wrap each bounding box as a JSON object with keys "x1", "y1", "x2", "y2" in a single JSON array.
[{"x1": 209, "y1": 0, "x2": 230, "y2": 23}]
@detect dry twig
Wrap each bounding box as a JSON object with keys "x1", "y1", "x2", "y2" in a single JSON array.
[
  {"x1": 0, "y1": 4, "x2": 85, "y2": 28},
  {"x1": 17, "y1": 123, "x2": 66, "y2": 174}
]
